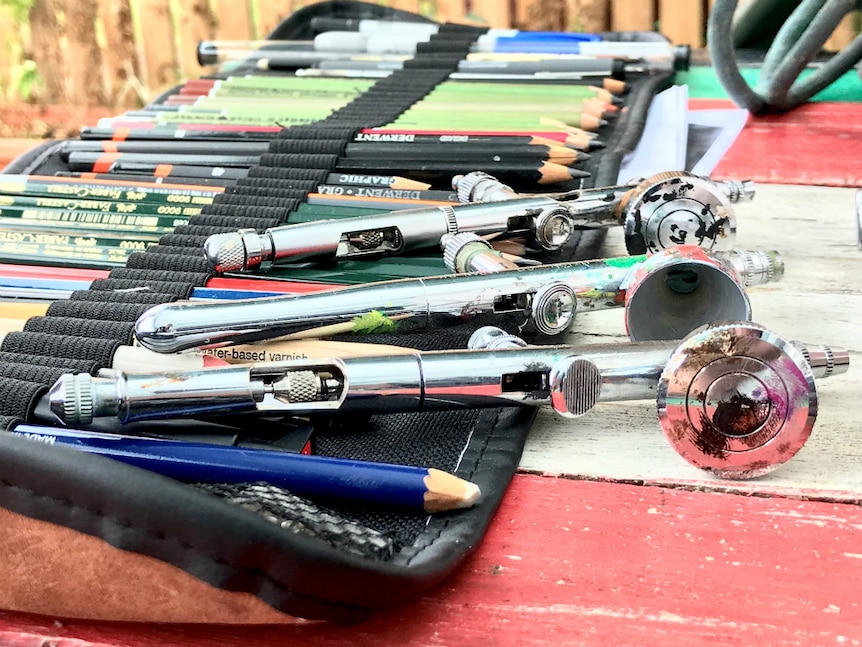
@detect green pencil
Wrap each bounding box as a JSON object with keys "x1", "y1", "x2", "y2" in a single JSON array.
[
  {"x1": 0, "y1": 194, "x2": 203, "y2": 218},
  {"x1": 0, "y1": 174, "x2": 220, "y2": 206}
]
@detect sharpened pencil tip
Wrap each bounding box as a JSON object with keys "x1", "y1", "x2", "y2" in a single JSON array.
[
  {"x1": 423, "y1": 468, "x2": 482, "y2": 512},
  {"x1": 459, "y1": 482, "x2": 482, "y2": 508}
]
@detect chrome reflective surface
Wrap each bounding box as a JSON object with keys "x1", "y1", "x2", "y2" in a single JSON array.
[
  {"x1": 203, "y1": 195, "x2": 568, "y2": 271},
  {"x1": 454, "y1": 170, "x2": 751, "y2": 254},
  {"x1": 441, "y1": 232, "x2": 519, "y2": 273},
  {"x1": 623, "y1": 247, "x2": 784, "y2": 342},
  {"x1": 135, "y1": 246, "x2": 784, "y2": 353},
  {"x1": 658, "y1": 322, "x2": 818, "y2": 479}
]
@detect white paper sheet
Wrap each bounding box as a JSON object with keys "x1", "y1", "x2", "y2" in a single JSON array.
[{"x1": 616, "y1": 85, "x2": 749, "y2": 182}]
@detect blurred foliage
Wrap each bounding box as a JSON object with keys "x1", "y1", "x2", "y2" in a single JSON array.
[{"x1": 0, "y1": 0, "x2": 43, "y2": 102}]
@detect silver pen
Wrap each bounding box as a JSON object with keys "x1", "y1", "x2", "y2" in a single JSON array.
[
  {"x1": 52, "y1": 321, "x2": 848, "y2": 479},
  {"x1": 202, "y1": 171, "x2": 752, "y2": 272},
  {"x1": 135, "y1": 245, "x2": 783, "y2": 354}
]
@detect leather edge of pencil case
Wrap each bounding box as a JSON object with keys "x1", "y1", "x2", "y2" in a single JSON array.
[
  {"x1": 2, "y1": 139, "x2": 63, "y2": 175},
  {"x1": 0, "y1": 405, "x2": 535, "y2": 623}
]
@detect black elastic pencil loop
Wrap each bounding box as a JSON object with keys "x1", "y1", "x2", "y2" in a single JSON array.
[
  {"x1": 126, "y1": 251, "x2": 211, "y2": 274},
  {"x1": 2, "y1": 333, "x2": 121, "y2": 366},
  {"x1": 277, "y1": 125, "x2": 360, "y2": 141},
  {"x1": 69, "y1": 290, "x2": 179, "y2": 305},
  {"x1": 211, "y1": 194, "x2": 306, "y2": 210},
  {"x1": 144, "y1": 245, "x2": 210, "y2": 256},
  {"x1": 267, "y1": 139, "x2": 348, "y2": 156},
  {"x1": 46, "y1": 299, "x2": 156, "y2": 322},
  {"x1": 172, "y1": 224, "x2": 248, "y2": 238},
  {"x1": 157, "y1": 233, "x2": 210, "y2": 249},
  {"x1": 188, "y1": 214, "x2": 282, "y2": 231},
  {"x1": 258, "y1": 153, "x2": 340, "y2": 170},
  {"x1": 0, "y1": 416, "x2": 21, "y2": 432},
  {"x1": 0, "y1": 352, "x2": 98, "y2": 374},
  {"x1": 247, "y1": 166, "x2": 329, "y2": 182},
  {"x1": 89, "y1": 278, "x2": 195, "y2": 299},
  {"x1": 23, "y1": 318, "x2": 136, "y2": 345},
  {"x1": 0, "y1": 378, "x2": 47, "y2": 420},
  {"x1": 229, "y1": 179, "x2": 319, "y2": 196},
  {"x1": 0, "y1": 363, "x2": 72, "y2": 386},
  {"x1": 195, "y1": 203, "x2": 289, "y2": 221},
  {"x1": 107, "y1": 268, "x2": 211, "y2": 286}
]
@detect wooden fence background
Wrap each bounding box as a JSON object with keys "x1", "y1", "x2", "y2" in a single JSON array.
[{"x1": 0, "y1": 0, "x2": 859, "y2": 109}]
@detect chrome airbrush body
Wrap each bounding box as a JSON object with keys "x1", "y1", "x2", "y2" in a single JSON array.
[
  {"x1": 203, "y1": 171, "x2": 754, "y2": 272},
  {"x1": 455, "y1": 170, "x2": 755, "y2": 254},
  {"x1": 204, "y1": 196, "x2": 574, "y2": 272},
  {"x1": 135, "y1": 245, "x2": 784, "y2": 353},
  {"x1": 53, "y1": 322, "x2": 848, "y2": 479}
]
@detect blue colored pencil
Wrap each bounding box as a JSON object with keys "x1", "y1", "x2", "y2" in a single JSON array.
[
  {"x1": 0, "y1": 275, "x2": 289, "y2": 301},
  {"x1": 9, "y1": 424, "x2": 482, "y2": 513}
]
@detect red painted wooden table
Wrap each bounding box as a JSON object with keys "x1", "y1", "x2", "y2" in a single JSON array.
[{"x1": 1, "y1": 79, "x2": 861, "y2": 647}]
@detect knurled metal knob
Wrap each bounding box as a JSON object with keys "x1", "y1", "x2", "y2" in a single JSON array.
[
  {"x1": 49, "y1": 373, "x2": 94, "y2": 426},
  {"x1": 531, "y1": 281, "x2": 577, "y2": 336},
  {"x1": 548, "y1": 356, "x2": 603, "y2": 418},
  {"x1": 791, "y1": 342, "x2": 850, "y2": 379},
  {"x1": 467, "y1": 326, "x2": 528, "y2": 350},
  {"x1": 273, "y1": 371, "x2": 320, "y2": 403},
  {"x1": 453, "y1": 171, "x2": 519, "y2": 204},
  {"x1": 720, "y1": 249, "x2": 785, "y2": 286},
  {"x1": 442, "y1": 232, "x2": 489, "y2": 273},
  {"x1": 204, "y1": 228, "x2": 266, "y2": 272},
  {"x1": 453, "y1": 171, "x2": 496, "y2": 203}
]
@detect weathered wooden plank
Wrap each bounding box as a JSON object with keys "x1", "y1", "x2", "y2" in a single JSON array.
[
  {"x1": 0, "y1": 139, "x2": 36, "y2": 170},
  {"x1": 2, "y1": 475, "x2": 862, "y2": 644},
  {"x1": 571, "y1": 0, "x2": 611, "y2": 32},
  {"x1": 610, "y1": 0, "x2": 655, "y2": 32},
  {"x1": 525, "y1": 183, "x2": 862, "y2": 495},
  {"x1": 432, "y1": 0, "x2": 468, "y2": 23},
  {"x1": 471, "y1": 0, "x2": 511, "y2": 27},
  {"x1": 658, "y1": 0, "x2": 705, "y2": 45},
  {"x1": 824, "y1": 10, "x2": 861, "y2": 52}
]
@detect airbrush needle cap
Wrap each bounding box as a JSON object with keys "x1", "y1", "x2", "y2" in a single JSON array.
[{"x1": 791, "y1": 342, "x2": 850, "y2": 379}]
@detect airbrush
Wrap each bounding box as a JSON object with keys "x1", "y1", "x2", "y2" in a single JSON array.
[
  {"x1": 135, "y1": 245, "x2": 783, "y2": 353},
  {"x1": 202, "y1": 171, "x2": 753, "y2": 273},
  {"x1": 454, "y1": 169, "x2": 755, "y2": 254},
  {"x1": 52, "y1": 321, "x2": 848, "y2": 480}
]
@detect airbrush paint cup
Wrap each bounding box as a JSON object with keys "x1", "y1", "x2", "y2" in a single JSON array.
[{"x1": 623, "y1": 246, "x2": 783, "y2": 341}]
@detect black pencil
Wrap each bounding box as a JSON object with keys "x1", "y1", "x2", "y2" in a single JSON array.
[
  {"x1": 79, "y1": 125, "x2": 605, "y2": 152},
  {"x1": 57, "y1": 169, "x2": 433, "y2": 190},
  {"x1": 61, "y1": 141, "x2": 589, "y2": 167},
  {"x1": 65, "y1": 154, "x2": 588, "y2": 186}
]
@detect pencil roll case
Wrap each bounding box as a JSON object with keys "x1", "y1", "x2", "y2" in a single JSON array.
[{"x1": 0, "y1": 0, "x2": 675, "y2": 623}]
